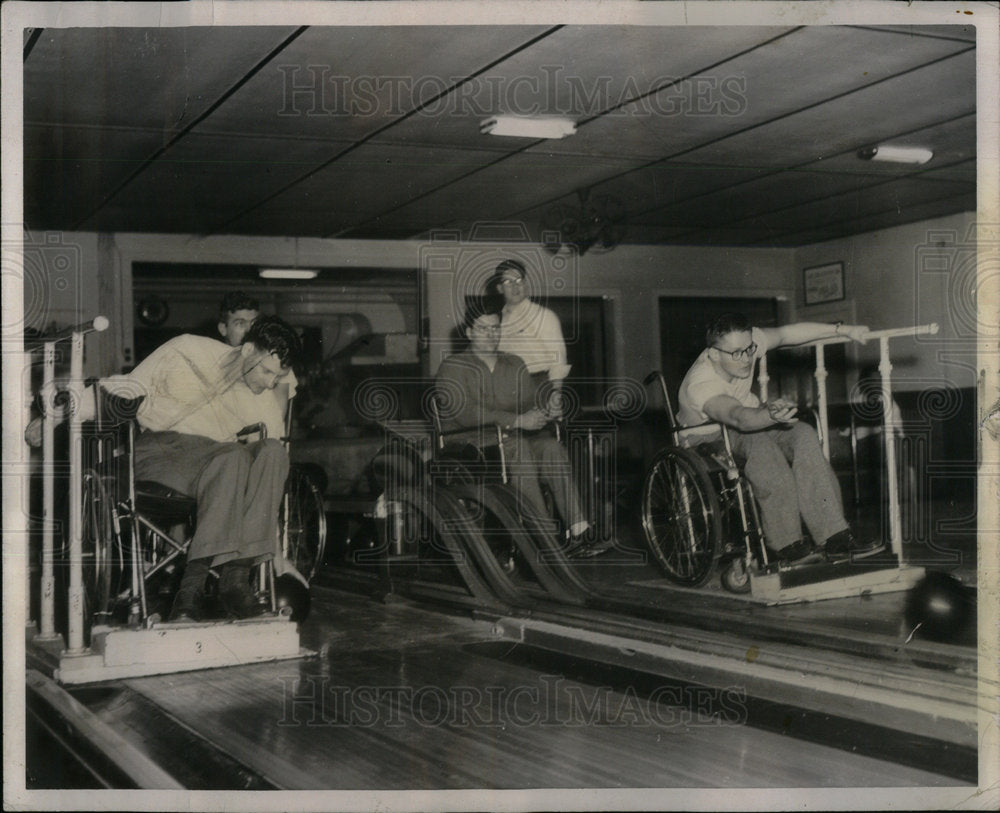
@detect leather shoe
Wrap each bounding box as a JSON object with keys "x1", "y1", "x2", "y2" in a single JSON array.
[
  {"x1": 822, "y1": 531, "x2": 885, "y2": 562},
  {"x1": 219, "y1": 587, "x2": 268, "y2": 620},
  {"x1": 565, "y1": 536, "x2": 615, "y2": 559},
  {"x1": 773, "y1": 539, "x2": 823, "y2": 566}
]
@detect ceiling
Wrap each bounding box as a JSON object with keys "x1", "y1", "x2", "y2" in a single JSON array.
[{"x1": 22, "y1": 23, "x2": 976, "y2": 248}]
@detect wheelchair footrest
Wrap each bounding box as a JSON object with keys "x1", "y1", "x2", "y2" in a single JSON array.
[
  {"x1": 54, "y1": 617, "x2": 310, "y2": 684},
  {"x1": 750, "y1": 562, "x2": 925, "y2": 605}
]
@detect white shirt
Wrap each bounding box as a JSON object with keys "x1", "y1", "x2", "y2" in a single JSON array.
[
  {"x1": 677, "y1": 327, "x2": 772, "y2": 435},
  {"x1": 497, "y1": 298, "x2": 568, "y2": 378},
  {"x1": 115, "y1": 334, "x2": 292, "y2": 443}
]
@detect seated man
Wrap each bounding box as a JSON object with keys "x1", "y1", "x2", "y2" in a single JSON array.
[
  {"x1": 27, "y1": 315, "x2": 302, "y2": 620},
  {"x1": 217, "y1": 291, "x2": 298, "y2": 425},
  {"x1": 677, "y1": 312, "x2": 884, "y2": 565},
  {"x1": 434, "y1": 306, "x2": 609, "y2": 558}
]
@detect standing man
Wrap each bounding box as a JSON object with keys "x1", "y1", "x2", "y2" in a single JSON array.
[
  {"x1": 677, "y1": 312, "x2": 884, "y2": 565},
  {"x1": 494, "y1": 259, "x2": 570, "y2": 416},
  {"x1": 435, "y1": 306, "x2": 608, "y2": 558},
  {"x1": 217, "y1": 291, "x2": 298, "y2": 432}
]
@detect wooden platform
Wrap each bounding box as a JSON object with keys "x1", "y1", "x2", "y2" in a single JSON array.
[
  {"x1": 52, "y1": 615, "x2": 309, "y2": 685},
  {"x1": 750, "y1": 561, "x2": 925, "y2": 604}
]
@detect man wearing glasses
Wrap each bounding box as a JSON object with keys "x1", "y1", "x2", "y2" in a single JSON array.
[
  {"x1": 677, "y1": 312, "x2": 883, "y2": 565},
  {"x1": 493, "y1": 259, "x2": 570, "y2": 416}
]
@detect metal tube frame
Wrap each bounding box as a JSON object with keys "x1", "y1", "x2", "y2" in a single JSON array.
[{"x1": 758, "y1": 322, "x2": 938, "y2": 565}]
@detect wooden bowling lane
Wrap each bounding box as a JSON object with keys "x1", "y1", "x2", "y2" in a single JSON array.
[{"x1": 104, "y1": 587, "x2": 966, "y2": 789}]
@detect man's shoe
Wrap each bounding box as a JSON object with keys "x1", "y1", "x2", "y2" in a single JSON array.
[
  {"x1": 219, "y1": 587, "x2": 268, "y2": 620},
  {"x1": 572, "y1": 538, "x2": 615, "y2": 559},
  {"x1": 169, "y1": 557, "x2": 209, "y2": 621},
  {"x1": 773, "y1": 539, "x2": 823, "y2": 566},
  {"x1": 823, "y1": 531, "x2": 885, "y2": 562},
  {"x1": 218, "y1": 559, "x2": 265, "y2": 619}
]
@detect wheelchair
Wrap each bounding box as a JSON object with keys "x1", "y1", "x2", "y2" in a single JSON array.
[
  {"x1": 640, "y1": 372, "x2": 770, "y2": 594},
  {"x1": 366, "y1": 395, "x2": 590, "y2": 606},
  {"x1": 75, "y1": 386, "x2": 326, "y2": 630}
]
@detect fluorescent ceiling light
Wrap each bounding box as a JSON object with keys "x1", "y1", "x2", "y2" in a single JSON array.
[
  {"x1": 857, "y1": 145, "x2": 933, "y2": 165},
  {"x1": 481, "y1": 116, "x2": 577, "y2": 139},
  {"x1": 259, "y1": 268, "x2": 318, "y2": 279}
]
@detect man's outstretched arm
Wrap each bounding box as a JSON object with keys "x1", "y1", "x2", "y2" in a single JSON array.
[
  {"x1": 757, "y1": 321, "x2": 869, "y2": 350},
  {"x1": 702, "y1": 393, "x2": 798, "y2": 433}
]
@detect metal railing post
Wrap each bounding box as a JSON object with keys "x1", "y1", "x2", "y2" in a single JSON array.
[
  {"x1": 813, "y1": 344, "x2": 831, "y2": 461},
  {"x1": 878, "y1": 336, "x2": 903, "y2": 565},
  {"x1": 37, "y1": 342, "x2": 59, "y2": 640},
  {"x1": 65, "y1": 330, "x2": 87, "y2": 654}
]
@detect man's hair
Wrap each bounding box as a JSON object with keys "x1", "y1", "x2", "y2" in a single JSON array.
[
  {"x1": 706, "y1": 312, "x2": 752, "y2": 347},
  {"x1": 219, "y1": 291, "x2": 260, "y2": 321},
  {"x1": 244, "y1": 314, "x2": 301, "y2": 368},
  {"x1": 461, "y1": 296, "x2": 501, "y2": 333},
  {"x1": 495, "y1": 258, "x2": 526, "y2": 279}
]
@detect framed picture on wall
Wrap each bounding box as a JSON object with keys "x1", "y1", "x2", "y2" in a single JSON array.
[{"x1": 803, "y1": 262, "x2": 845, "y2": 305}]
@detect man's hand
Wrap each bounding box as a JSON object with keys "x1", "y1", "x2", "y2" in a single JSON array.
[
  {"x1": 546, "y1": 391, "x2": 564, "y2": 419},
  {"x1": 840, "y1": 324, "x2": 869, "y2": 344},
  {"x1": 24, "y1": 417, "x2": 43, "y2": 448},
  {"x1": 514, "y1": 408, "x2": 548, "y2": 431},
  {"x1": 766, "y1": 398, "x2": 798, "y2": 424}
]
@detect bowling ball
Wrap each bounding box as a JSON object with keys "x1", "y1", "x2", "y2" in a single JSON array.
[
  {"x1": 904, "y1": 571, "x2": 972, "y2": 642},
  {"x1": 275, "y1": 573, "x2": 311, "y2": 624}
]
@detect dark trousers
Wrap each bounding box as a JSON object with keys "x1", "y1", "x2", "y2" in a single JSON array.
[
  {"x1": 134, "y1": 432, "x2": 289, "y2": 566},
  {"x1": 502, "y1": 432, "x2": 586, "y2": 532}
]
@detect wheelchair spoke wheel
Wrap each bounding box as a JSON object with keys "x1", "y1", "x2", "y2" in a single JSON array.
[
  {"x1": 79, "y1": 469, "x2": 120, "y2": 623},
  {"x1": 280, "y1": 466, "x2": 328, "y2": 582},
  {"x1": 641, "y1": 447, "x2": 722, "y2": 587}
]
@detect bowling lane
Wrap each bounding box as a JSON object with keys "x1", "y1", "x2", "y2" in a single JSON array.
[{"x1": 108, "y1": 587, "x2": 964, "y2": 789}]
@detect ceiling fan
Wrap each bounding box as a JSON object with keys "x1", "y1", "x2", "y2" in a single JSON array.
[{"x1": 541, "y1": 187, "x2": 627, "y2": 256}]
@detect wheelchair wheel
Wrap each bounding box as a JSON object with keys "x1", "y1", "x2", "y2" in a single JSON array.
[
  {"x1": 79, "y1": 469, "x2": 118, "y2": 624},
  {"x1": 280, "y1": 466, "x2": 327, "y2": 582},
  {"x1": 720, "y1": 556, "x2": 752, "y2": 594},
  {"x1": 641, "y1": 447, "x2": 722, "y2": 587}
]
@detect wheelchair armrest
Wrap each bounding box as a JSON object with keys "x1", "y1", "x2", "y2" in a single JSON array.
[
  {"x1": 675, "y1": 421, "x2": 724, "y2": 445},
  {"x1": 435, "y1": 423, "x2": 507, "y2": 448},
  {"x1": 236, "y1": 422, "x2": 267, "y2": 443}
]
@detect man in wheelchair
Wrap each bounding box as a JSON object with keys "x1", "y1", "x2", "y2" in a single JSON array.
[
  {"x1": 27, "y1": 315, "x2": 302, "y2": 621},
  {"x1": 677, "y1": 312, "x2": 884, "y2": 566},
  {"x1": 435, "y1": 306, "x2": 609, "y2": 559}
]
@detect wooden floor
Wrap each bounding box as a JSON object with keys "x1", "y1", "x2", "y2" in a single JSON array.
[{"x1": 60, "y1": 586, "x2": 969, "y2": 790}]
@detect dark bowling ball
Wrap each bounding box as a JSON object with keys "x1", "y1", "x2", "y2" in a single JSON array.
[
  {"x1": 275, "y1": 573, "x2": 311, "y2": 624},
  {"x1": 904, "y1": 571, "x2": 972, "y2": 642}
]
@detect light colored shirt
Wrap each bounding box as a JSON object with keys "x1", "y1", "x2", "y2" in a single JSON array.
[
  {"x1": 677, "y1": 326, "x2": 772, "y2": 435},
  {"x1": 114, "y1": 334, "x2": 291, "y2": 442},
  {"x1": 498, "y1": 298, "x2": 568, "y2": 378}
]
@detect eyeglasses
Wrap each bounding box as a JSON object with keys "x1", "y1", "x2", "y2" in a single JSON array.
[
  {"x1": 499, "y1": 278, "x2": 525, "y2": 288},
  {"x1": 712, "y1": 341, "x2": 757, "y2": 362}
]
